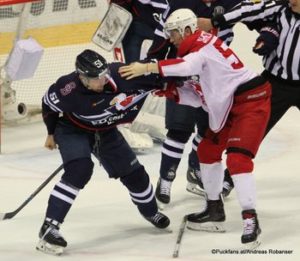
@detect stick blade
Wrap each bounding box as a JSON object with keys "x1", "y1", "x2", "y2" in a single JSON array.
[{"x1": 0, "y1": 212, "x2": 16, "y2": 220}]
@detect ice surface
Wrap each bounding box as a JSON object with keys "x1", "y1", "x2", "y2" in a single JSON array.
[{"x1": 0, "y1": 108, "x2": 299, "y2": 261}]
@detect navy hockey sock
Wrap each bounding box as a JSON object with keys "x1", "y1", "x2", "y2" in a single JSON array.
[{"x1": 121, "y1": 167, "x2": 157, "y2": 217}]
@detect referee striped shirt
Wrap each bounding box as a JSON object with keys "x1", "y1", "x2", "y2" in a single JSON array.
[{"x1": 213, "y1": 0, "x2": 300, "y2": 82}]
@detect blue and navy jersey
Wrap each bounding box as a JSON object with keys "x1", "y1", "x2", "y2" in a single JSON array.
[
  {"x1": 147, "y1": 0, "x2": 243, "y2": 59},
  {"x1": 42, "y1": 62, "x2": 162, "y2": 134},
  {"x1": 111, "y1": 0, "x2": 169, "y2": 29}
]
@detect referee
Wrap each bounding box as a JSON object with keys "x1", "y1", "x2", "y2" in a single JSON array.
[{"x1": 198, "y1": 0, "x2": 300, "y2": 135}]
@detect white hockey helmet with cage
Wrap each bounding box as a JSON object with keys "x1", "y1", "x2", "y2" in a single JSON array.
[{"x1": 164, "y1": 9, "x2": 198, "y2": 38}]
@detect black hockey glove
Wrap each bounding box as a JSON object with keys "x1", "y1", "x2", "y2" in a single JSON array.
[{"x1": 253, "y1": 26, "x2": 279, "y2": 56}]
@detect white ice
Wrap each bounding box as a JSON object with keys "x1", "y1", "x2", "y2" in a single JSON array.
[
  {"x1": 1, "y1": 24, "x2": 299, "y2": 261},
  {"x1": 1, "y1": 109, "x2": 299, "y2": 261}
]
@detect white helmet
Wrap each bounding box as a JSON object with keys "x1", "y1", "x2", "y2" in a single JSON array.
[{"x1": 164, "y1": 9, "x2": 198, "y2": 38}]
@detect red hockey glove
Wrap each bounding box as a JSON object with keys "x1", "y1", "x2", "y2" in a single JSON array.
[{"x1": 152, "y1": 82, "x2": 179, "y2": 102}]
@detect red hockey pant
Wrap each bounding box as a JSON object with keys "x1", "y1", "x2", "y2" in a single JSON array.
[{"x1": 198, "y1": 82, "x2": 271, "y2": 175}]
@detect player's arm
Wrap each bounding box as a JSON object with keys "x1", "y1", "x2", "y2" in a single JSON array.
[
  {"x1": 119, "y1": 54, "x2": 200, "y2": 79},
  {"x1": 119, "y1": 58, "x2": 203, "y2": 108},
  {"x1": 198, "y1": 0, "x2": 285, "y2": 31},
  {"x1": 42, "y1": 97, "x2": 59, "y2": 150},
  {"x1": 41, "y1": 82, "x2": 73, "y2": 150},
  {"x1": 111, "y1": 62, "x2": 165, "y2": 91}
]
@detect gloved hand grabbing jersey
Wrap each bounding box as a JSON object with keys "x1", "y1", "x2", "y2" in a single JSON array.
[
  {"x1": 152, "y1": 82, "x2": 180, "y2": 102},
  {"x1": 253, "y1": 25, "x2": 279, "y2": 56},
  {"x1": 153, "y1": 81, "x2": 202, "y2": 108}
]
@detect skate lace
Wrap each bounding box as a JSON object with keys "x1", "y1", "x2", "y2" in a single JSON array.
[
  {"x1": 243, "y1": 217, "x2": 256, "y2": 235},
  {"x1": 150, "y1": 213, "x2": 164, "y2": 223},
  {"x1": 188, "y1": 167, "x2": 196, "y2": 178},
  {"x1": 160, "y1": 179, "x2": 172, "y2": 196},
  {"x1": 45, "y1": 226, "x2": 62, "y2": 239},
  {"x1": 195, "y1": 169, "x2": 201, "y2": 179},
  {"x1": 223, "y1": 181, "x2": 232, "y2": 191}
]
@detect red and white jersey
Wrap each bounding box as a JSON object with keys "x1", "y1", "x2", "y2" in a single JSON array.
[{"x1": 158, "y1": 30, "x2": 257, "y2": 132}]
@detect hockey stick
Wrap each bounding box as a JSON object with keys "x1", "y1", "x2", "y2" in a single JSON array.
[
  {"x1": 0, "y1": 164, "x2": 63, "y2": 220},
  {"x1": 172, "y1": 215, "x2": 188, "y2": 258}
]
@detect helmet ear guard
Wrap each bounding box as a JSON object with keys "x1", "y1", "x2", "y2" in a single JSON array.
[
  {"x1": 75, "y1": 49, "x2": 109, "y2": 78},
  {"x1": 164, "y1": 9, "x2": 198, "y2": 38}
]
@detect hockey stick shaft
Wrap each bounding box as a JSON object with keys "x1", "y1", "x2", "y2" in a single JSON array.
[
  {"x1": 0, "y1": 164, "x2": 63, "y2": 220},
  {"x1": 173, "y1": 215, "x2": 187, "y2": 258}
]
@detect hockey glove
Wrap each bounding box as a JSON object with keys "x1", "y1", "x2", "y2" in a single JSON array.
[
  {"x1": 253, "y1": 26, "x2": 279, "y2": 56},
  {"x1": 153, "y1": 81, "x2": 202, "y2": 108},
  {"x1": 152, "y1": 82, "x2": 179, "y2": 102}
]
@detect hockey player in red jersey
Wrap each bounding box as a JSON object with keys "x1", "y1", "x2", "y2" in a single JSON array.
[
  {"x1": 147, "y1": 0, "x2": 243, "y2": 207},
  {"x1": 119, "y1": 9, "x2": 271, "y2": 247}
]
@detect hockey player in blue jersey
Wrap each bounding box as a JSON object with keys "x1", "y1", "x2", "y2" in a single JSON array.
[
  {"x1": 36, "y1": 49, "x2": 170, "y2": 255},
  {"x1": 147, "y1": 0, "x2": 243, "y2": 206},
  {"x1": 111, "y1": 0, "x2": 168, "y2": 62}
]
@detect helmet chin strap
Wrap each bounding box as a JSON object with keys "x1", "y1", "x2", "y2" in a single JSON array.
[{"x1": 79, "y1": 74, "x2": 91, "y2": 89}]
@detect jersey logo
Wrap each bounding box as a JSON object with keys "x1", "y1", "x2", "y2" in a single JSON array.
[{"x1": 60, "y1": 82, "x2": 76, "y2": 96}]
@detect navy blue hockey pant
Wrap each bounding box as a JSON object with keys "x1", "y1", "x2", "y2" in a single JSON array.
[{"x1": 44, "y1": 120, "x2": 157, "y2": 223}]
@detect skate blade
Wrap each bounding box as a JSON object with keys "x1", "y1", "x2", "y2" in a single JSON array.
[
  {"x1": 36, "y1": 240, "x2": 64, "y2": 256},
  {"x1": 187, "y1": 221, "x2": 226, "y2": 233},
  {"x1": 186, "y1": 183, "x2": 206, "y2": 197},
  {"x1": 242, "y1": 240, "x2": 261, "y2": 250},
  {"x1": 156, "y1": 227, "x2": 173, "y2": 233}
]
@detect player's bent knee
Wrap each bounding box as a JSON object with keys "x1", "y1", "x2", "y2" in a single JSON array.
[
  {"x1": 226, "y1": 152, "x2": 253, "y2": 175},
  {"x1": 166, "y1": 129, "x2": 191, "y2": 143},
  {"x1": 120, "y1": 166, "x2": 149, "y2": 192},
  {"x1": 62, "y1": 158, "x2": 94, "y2": 189},
  {"x1": 197, "y1": 139, "x2": 223, "y2": 164}
]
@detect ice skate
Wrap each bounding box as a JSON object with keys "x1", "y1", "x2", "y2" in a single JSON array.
[
  {"x1": 186, "y1": 166, "x2": 206, "y2": 197},
  {"x1": 36, "y1": 219, "x2": 67, "y2": 256},
  {"x1": 145, "y1": 211, "x2": 170, "y2": 229},
  {"x1": 187, "y1": 198, "x2": 226, "y2": 232},
  {"x1": 222, "y1": 169, "x2": 234, "y2": 198},
  {"x1": 241, "y1": 209, "x2": 261, "y2": 249},
  {"x1": 155, "y1": 178, "x2": 172, "y2": 209}
]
